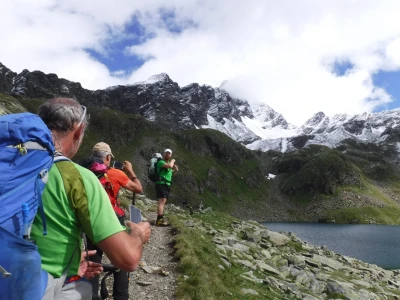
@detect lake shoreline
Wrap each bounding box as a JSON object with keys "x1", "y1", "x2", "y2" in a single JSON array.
[{"x1": 263, "y1": 222, "x2": 400, "y2": 270}]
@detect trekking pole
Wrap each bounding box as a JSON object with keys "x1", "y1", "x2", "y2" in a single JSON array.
[
  {"x1": 100, "y1": 264, "x2": 121, "y2": 300},
  {"x1": 132, "y1": 193, "x2": 136, "y2": 206},
  {"x1": 101, "y1": 264, "x2": 118, "y2": 272}
]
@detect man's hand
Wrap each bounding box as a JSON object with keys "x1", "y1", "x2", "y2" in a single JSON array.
[
  {"x1": 173, "y1": 165, "x2": 179, "y2": 172},
  {"x1": 123, "y1": 161, "x2": 139, "y2": 181},
  {"x1": 127, "y1": 221, "x2": 151, "y2": 244},
  {"x1": 123, "y1": 161, "x2": 134, "y2": 173},
  {"x1": 78, "y1": 250, "x2": 103, "y2": 279}
]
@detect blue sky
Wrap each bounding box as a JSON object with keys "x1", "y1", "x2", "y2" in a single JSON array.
[
  {"x1": 1, "y1": 1, "x2": 400, "y2": 125},
  {"x1": 373, "y1": 71, "x2": 400, "y2": 110},
  {"x1": 333, "y1": 62, "x2": 400, "y2": 112},
  {"x1": 87, "y1": 17, "x2": 147, "y2": 75}
]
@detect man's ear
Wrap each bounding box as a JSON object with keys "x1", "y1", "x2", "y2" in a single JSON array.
[{"x1": 73, "y1": 124, "x2": 84, "y2": 143}]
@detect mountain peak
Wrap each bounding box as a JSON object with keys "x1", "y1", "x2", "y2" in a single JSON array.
[
  {"x1": 219, "y1": 80, "x2": 229, "y2": 89},
  {"x1": 144, "y1": 73, "x2": 172, "y2": 84},
  {"x1": 304, "y1": 112, "x2": 326, "y2": 126}
]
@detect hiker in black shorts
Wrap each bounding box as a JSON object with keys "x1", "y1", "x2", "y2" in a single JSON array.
[{"x1": 155, "y1": 149, "x2": 178, "y2": 226}]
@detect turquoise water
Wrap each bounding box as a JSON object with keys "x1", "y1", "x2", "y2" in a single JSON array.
[{"x1": 263, "y1": 222, "x2": 400, "y2": 269}]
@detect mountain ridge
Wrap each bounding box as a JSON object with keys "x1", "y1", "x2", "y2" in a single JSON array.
[
  {"x1": 1, "y1": 89, "x2": 400, "y2": 225},
  {"x1": 1, "y1": 62, "x2": 399, "y2": 153}
]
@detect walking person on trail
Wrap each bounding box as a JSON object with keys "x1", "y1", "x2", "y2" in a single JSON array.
[
  {"x1": 31, "y1": 98, "x2": 150, "y2": 299},
  {"x1": 87, "y1": 142, "x2": 143, "y2": 300},
  {"x1": 155, "y1": 149, "x2": 178, "y2": 226}
]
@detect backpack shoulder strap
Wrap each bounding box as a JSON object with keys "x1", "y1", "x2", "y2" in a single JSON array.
[
  {"x1": 52, "y1": 154, "x2": 89, "y2": 285},
  {"x1": 101, "y1": 171, "x2": 116, "y2": 198},
  {"x1": 54, "y1": 154, "x2": 70, "y2": 163}
]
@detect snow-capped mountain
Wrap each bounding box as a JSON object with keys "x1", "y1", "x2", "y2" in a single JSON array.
[
  {"x1": 1, "y1": 62, "x2": 399, "y2": 153},
  {"x1": 248, "y1": 109, "x2": 400, "y2": 152}
]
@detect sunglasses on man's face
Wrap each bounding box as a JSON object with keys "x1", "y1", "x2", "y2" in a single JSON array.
[{"x1": 77, "y1": 105, "x2": 89, "y2": 127}]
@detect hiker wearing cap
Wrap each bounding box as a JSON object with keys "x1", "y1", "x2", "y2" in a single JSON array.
[
  {"x1": 30, "y1": 98, "x2": 151, "y2": 299},
  {"x1": 155, "y1": 149, "x2": 178, "y2": 226},
  {"x1": 88, "y1": 142, "x2": 143, "y2": 300}
]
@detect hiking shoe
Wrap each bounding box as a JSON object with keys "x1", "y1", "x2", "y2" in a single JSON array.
[{"x1": 155, "y1": 218, "x2": 170, "y2": 227}]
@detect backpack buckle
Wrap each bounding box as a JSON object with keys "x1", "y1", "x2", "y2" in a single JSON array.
[
  {"x1": 39, "y1": 169, "x2": 48, "y2": 179},
  {"x1": 16, "y1": 144, "x2": 27, "y2": 155}
]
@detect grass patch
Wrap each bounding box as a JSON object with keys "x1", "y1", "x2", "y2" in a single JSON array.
[
  {"x1": 326, "y1": 293, "x2": 346, "y2": 299},
  {"x1": 326, "y1": 206, "x2": 400, "y2": 225},
  {"x1": 0, "y1": 93, "x2": 29, "y2": 115},
  {"x1": 169, "y1": 214, "x2": 289, "y2": 299},
  {"x1": 287, "y1": 240, "x2": 303, "y2": 253},
  {"x1": 277, "y1": 146, "x2": 361, "y2": 195}
]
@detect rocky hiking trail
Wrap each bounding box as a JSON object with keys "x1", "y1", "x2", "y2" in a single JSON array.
[
  {"x1": 129, "y1": 211, "x2": 178, "y2": 300},
  {"x1": 102, "y1": 196, "x2": 178, "y2": 300}
]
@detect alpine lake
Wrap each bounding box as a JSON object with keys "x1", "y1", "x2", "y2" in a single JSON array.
[{"x1": 262, "y1": 222, "x2": 400, "y2": 270}]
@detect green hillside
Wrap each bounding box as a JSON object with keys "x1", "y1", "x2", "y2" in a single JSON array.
[{"x1": 2, "y1": 93, "x2": 400, "y2": 224}]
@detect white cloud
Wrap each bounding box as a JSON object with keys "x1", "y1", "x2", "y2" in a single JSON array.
[{"x1": 1, "y1": 0, "x2": 400, "y2": 124}]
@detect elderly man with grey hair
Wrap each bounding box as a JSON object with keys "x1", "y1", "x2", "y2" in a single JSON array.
[{"x1": 30, "y1": 98, "x2": 150, "y2": 300}]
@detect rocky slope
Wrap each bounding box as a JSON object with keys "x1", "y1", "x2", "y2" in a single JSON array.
[
  {"x1": 0, "y1": 62, "x2": 265, "y2": 143},
  {"x1": 111, "y1": 191, "x2": 400, "y2": 299},
  {"x1": 166, "y1": 200, "x2": 400, "y2": 299}
]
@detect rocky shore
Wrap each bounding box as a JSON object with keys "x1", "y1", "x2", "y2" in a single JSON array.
[
  {"x1": 108, "y1": 193, "x2": 400, "y2": 299},
  {"x1": 167, "y1": 202, "x2": 400, "y2": 299}
]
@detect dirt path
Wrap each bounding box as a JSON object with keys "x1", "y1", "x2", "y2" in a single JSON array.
[
  {"x1": 101, "y1": 207, "x2": 178, "y2": 300},
  {"x1": 128, "y1": 211, "x2": 178, "y2": 300}
]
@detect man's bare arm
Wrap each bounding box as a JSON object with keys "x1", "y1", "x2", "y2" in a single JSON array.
[
  {"x1": 162, "y1": 159, "x2": 175, "y2": 169},
  {"x1": 122, "y1": 161, "x2": 143, "y2": 193},
  {"x1": 124, "y1": 179, "x2": 142, "y2": 193},
  {"x1": 96, "y1": 222, "x2": 150, "y2": 271}
]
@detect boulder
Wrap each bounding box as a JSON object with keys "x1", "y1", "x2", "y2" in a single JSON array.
[
  {"x1": 241, "y1": 288, "x2": 258, "y2": 295},
  {"x1": 232, "y1": 243, "x2": 250, "y2": 252},
  {"x1": 305, "y1": 259, "x2": 320, "y2": 268},
  {"x1": 267, "y1": 231, "x2": 290, "y2": 246},
  {"x1": 312, "y1": 254, "x2": 344, "y2": 270},
  {"x1": 260, "y1": 230, "x2": 269, "y2": 239},
  {"x1": 201, "y1": 207, "x2": 212, "y2": 213},
  {"x1": 350, "y1": 279, "x2": 372, "y2": 289},
  {"x1": 141, "y1": 266, "x2": 162, "y2": 274},
  {"x1": 244, "y1": 231, "x2": 261, "y2": 243},
  {"x1": 255, "y1": 261, "x2": 282, "y2": 276},
  {"x1": 326, "y1": 280, "x2": 358, "y2": 300},
  {"x1": 236, "y1": 260, "x2": 256, "y2": 270},
  {"x1": 295, "y1": 271, "x2": 310, "y2": 285},
  {"x1": 143, "y1": 198, "x2": 154, "y2": 205},
  {"x1": 221, "y1": 258, "x2": 231, "y2": 268},
  {"x1": 261, "y1": 249, "x2": 272, "y2": 259},
  {"x1": 135, "y1": 199, "x2": 145, "y2": 206},
  {"x1": 287, "y1": 255, "x2": 306, "y2": 267}
]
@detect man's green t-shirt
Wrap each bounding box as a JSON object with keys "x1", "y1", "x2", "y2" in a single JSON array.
[
  {"x1": 31, "y1": 161, "x2": 124, "y2": 277},
  {"x1": 156, "y1": 160, "x2": 172, "y2": 186}
]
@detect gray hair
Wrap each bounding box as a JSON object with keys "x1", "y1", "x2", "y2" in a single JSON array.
[
  {"x1": 92, "y1": 150, "x2": 110, "y2": 160},
  {"x1": 38, "y1": 98, "x2": 89, "y2": 134}
]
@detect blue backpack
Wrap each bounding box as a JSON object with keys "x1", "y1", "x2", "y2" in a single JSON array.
[{"x1": 0, "y1": 112, "x2": 55, "y2": 300}]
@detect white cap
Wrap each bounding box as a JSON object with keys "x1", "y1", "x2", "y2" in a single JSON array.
[{"x1": 164, "y1": 148, "x2": 172, "y2": 154}]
